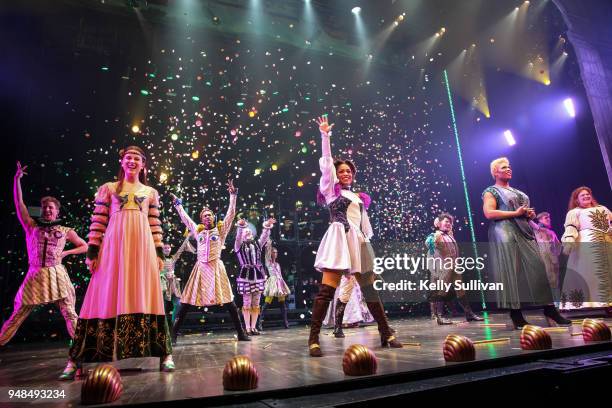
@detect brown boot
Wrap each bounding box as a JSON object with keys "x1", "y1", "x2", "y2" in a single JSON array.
[
  {"x1": 366, "y1": 300, "x2": 402, "y2": 348},
  {"x1": 333, "y1": 300, "x2": 347, "y2": 338},
  {"x1": 308, "y1": 284, "x2": 336, "y2": 357}
]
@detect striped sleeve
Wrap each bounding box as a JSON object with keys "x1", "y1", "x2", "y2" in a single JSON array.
[
  {"x1": 148, "y1": 188, "x2": 164, "y2": 254},
  {"x1": 87, "y1": 183, "x2": 111, "y2": 252}
]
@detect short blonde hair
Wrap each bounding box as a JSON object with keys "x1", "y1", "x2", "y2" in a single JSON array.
[{"x1": 490, "y1": 157, "x2": 509, "y2": 179}]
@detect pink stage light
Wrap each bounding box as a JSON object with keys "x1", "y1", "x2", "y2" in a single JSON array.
[
  {"x1": 563, "y1": 98, "x2": 576, "y2": 118},
  {"x1": 504, "y1": 130, "x2": 516, "y2": 146}
]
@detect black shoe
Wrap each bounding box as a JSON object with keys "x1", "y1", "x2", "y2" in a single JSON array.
[
  {"x1": 510, "y1": 309, "x2": 530, "y2": 329},
  {"x1": 250, "y1": 329, "x2": 261, "y2": 336},
  {"x1": 436, "y1": 315, "x2": 453, "y2": 325},
  {"x1": 225, "y1": 301, "x2": 252, "y2": 341},
  {"x1": 543, "y1": 305, "x2": 571, "y2": 326},
  {"x1": 465, "y1": 312, "x2": 484, "y2": 322},
  {"x1": 238, "y1": 331, "x2": 252, "y2": 341},
  {"x1": 434, "y1": 301, "x2": 453, "y2": 325}
]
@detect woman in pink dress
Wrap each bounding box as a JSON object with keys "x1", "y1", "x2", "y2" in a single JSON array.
[{"x1": 60, "y1": 146, "x2": 173, "y2": 379}]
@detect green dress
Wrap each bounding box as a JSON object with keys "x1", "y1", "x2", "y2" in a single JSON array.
[{"x1": 483, "y1": 185, "x2": 553, "y2": 309}]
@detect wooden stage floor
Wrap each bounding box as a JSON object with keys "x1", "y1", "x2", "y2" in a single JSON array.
[{"x1": 0, "y1": 312, "x2": 610, "y2": 407}]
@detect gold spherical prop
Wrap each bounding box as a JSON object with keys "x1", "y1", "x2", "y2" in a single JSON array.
[
  {"x1": 342, "y1": 344, "x2": 378, "y2": 376},
  {"x1": 520, "y1": 325, "x2": 552, "y2": 350},
  {"x1": 443, "y1": 334, "x2": 475, "y2": 362},
  {"x1": 222, "y1": 355, "x2": 259, "y2": 391},
  {"x1": 81, "y1": 364, "x2": 123, "y2": 405},
  {"x1": 582, "y1": 319, "x2": 611, "y2": 342}
]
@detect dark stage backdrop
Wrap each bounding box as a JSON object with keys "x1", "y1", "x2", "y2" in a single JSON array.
[{"x1": 0, "y1": 3, "x2": 609, "y2": 343}]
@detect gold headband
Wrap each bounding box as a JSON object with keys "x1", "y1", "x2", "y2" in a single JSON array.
[{"x1": 120, "y1": 149, "x2": 146, "y2": 161}]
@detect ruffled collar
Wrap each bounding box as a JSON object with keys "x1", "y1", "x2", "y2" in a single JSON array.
[{"x1": 35, "y1": 218, "x2": 63, "y2": 227}]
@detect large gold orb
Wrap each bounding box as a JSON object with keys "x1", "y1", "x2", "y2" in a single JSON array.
[
  {"x1": 443, "y1": 334, "x2": 475, "y2": 362},
  {"x1": 81, "y1": 364, "x2": 123, "y2": 405},
  {"x1": 520, "y1": 325, "x2": 552, "y2": 350},
  {"x1": 342, "y1": 344, "x2": 378, "y2": 376},
  {"x1": 222, "y1": 355, "x2": 259, "y2": 391},
  {"x1": 582, "y1": 319, "x2": 611, "y2": 342}
]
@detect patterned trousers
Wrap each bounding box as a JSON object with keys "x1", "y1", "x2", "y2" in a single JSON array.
[{"x1": 0, "y1": 298, "x2": 77, "y2": 346}]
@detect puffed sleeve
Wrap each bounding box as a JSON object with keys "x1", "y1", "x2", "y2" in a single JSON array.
[
  {"x1": 148, "y1": 188, "x2": 164, "y2": 258},
  {"x1": 86, "y1": 183, "x2": 112, "y2": 260},
  {"x1": 561, "y1": 208, "x2": 580, "y2": 243},
  {"x1": 318, "y1": 131, "x2": 339, "y2": 205}
]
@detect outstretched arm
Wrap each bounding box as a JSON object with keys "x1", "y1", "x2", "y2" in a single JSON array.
[
  {"x1": 171, "y1": 236, "x2": 193, "y2": 263},
  {"x1": 258, "y1": 217, "x2": 275, "y2": 247},
  {"x1": 234, "y1": 218, "x2": 247, "y2": 252},
  {"x1": 220, "y1": 180, "x2": 238, "y2": 242},
  {"x1": 13, "y1": 162, "x2": 35, "y2": 232},
  {"x1": 171, "y1": 193, "x2": 198, "y2": 237},
  {"x1": 316, "y1": 115, "x2": 338, "y2": 204}
]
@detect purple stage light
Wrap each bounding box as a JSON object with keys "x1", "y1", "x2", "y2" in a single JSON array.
[
  {"x1": 563, "y1": 98, "x2": 576, "y2": 118},
  {"x1": 504, "y1": 130, "x2": 516, "y2": 146}
]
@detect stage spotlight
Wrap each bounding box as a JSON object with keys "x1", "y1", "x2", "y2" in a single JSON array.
[
  {"x1": 504, "y1": 130, "x2": 516, "y2": 146},
  {"x1": 563, "y1": 98, "x2": 576, "y2": 118},
  {"x1": 131, "y1": 125, "x2": 140, "y2": 134},
  {"x1": 212, "y1": 15, "x2": 220, "y2": 25},
  {"x1": 351, "y1": 6, "x2": 361, "y2": 15}
]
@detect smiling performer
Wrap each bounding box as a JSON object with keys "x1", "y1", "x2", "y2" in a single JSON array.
[
  {"x1": 234, "y1": 217, "x2": 275, "y2": 335},
  {"x1": 308, "y1": 114, "x2": 402, "y2": 357},
  {"x1": 483, "y1": 157, "x2": 570, "y2": 329},
  {"x1": 60, "y1": 146, "x2": 174, "y2": 380},
  {"x1": 0, "y1": 162, "x2": 87, "y2": 346},
  {"x1": 425, "y1": 212, "x2": 483, "y2": 325},
  {"x1": 561, "y1": 186, "x2": 611, "y2": 308},
  {"x1": 169, "y1": 180, "x2": 251, "y2": 343}
]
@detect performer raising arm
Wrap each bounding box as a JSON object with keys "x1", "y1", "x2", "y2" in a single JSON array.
[
  {"x1": 234, "y1": 216, "x2": 275, "y2": 335},
  {"x1": 170, "y1": 180, "x2": 251, "y2": 343},
  {"x1": 308, "y1": 114, "x2": 402, "y2": 357},
  {"x1": 1, "y1": 162, "x2": 87, "y2": 347}
]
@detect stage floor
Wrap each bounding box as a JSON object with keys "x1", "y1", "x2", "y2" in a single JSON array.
[{"x1": 0, "y1": 312, "x2": 610, "y2": 407}]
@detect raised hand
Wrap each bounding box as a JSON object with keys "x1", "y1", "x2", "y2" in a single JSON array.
[
  {"x1": 169, "y1": 192, "x2": 182, "y2": 206},
  {"x1": 15, "y1": 161, "x2": 28, "y2": 179},
  {"x1": 226, "y1": 179, "x2": 237, "y2": 194},
  {"x1": 265, "y1": 217, "x2": 277, "y2": 227},
  {"x1": 315, "y1": 114, "x2": 334, "y2": 135}
]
